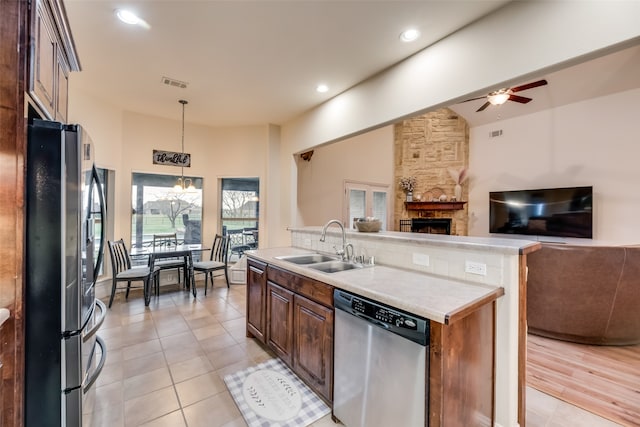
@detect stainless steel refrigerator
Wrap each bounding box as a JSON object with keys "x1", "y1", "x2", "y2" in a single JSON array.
[{"x1": 25, "y1": 119, "x2": 107, "y2": 427}]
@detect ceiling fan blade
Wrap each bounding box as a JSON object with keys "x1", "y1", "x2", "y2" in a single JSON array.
[
  {"x1": 461, "y1": 95, "x2": 487, "y2": 103},
  {"x1": 510, "y1": 79, "x2": 548, "y2": 93},
  {"x1": 476, "y1": 101, "x2": 491, "y2": 112},
  {"x1": 508, "y1": 94, "x2": 532, "y2": 104}
]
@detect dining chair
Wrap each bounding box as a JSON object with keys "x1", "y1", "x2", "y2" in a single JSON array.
[
  {"x1": 193, "y1": 234, "x2": 230, "y2": 294},
  {"x1": 227, "y1": 228, "x2": 250, "y2": 260},
  {"x1": 152, "y1": 232, "x2": 188, "y2": 289},
  {"x1": 243, "y1": 227, "x2": 258, "y2": 249},
  {"x1": 107, "y1": 239, "x2": 159, "y2": 307}
]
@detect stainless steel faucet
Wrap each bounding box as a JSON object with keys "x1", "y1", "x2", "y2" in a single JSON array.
[{"x1": 320, "y1": 219, "x2": 347, "y2": 259}]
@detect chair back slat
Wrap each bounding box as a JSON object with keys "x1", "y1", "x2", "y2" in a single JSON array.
[
  {"x1": 210, "y1": 234, "x2": 230, "y2": 263},
  {"x1": 153, "y1": 233, "x2": 178, "y2": 249},
  {"x1": 108, "y1": 239, "x2": 132, "y2": 275}
]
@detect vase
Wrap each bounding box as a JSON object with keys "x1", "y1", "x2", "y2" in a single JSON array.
[
  {"x1": 406, "y1": 191, "x2": 413, "y2": 202},
  {"x1": 454, "y1": 184, "x2": 462, "y2": 201}
]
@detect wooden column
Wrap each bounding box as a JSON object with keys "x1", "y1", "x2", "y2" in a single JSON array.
[{"x1": 0, "y1": 0, "x2": 29, "y2": 425}]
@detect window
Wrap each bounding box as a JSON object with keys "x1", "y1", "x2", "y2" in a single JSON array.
[
  {"x1": 220, "y1": 178, "x2": 259, "y2": 233},
  {"x1": 344, "y1": 181, "x2": 390, "y2": 230},
  {"x1": 131, "y1": 172, "x2": 203, "y2": 249}
]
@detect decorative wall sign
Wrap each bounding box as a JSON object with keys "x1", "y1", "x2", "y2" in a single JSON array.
[{"x1": 153, "y1": 150, "x2": 191, "y2": 167}]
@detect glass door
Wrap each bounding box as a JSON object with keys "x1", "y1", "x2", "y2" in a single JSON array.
[{"x1": 344, "y1": 181, "x2": 390, "y2": 230}]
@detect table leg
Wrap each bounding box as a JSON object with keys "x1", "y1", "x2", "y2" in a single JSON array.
[{"x1": 188, "y1": 253, "x2": 197, "y2": 297}]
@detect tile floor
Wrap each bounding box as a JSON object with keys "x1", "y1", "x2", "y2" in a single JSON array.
[{"x1": 85, "y1": 278, "x2": 623, "y2": 427}]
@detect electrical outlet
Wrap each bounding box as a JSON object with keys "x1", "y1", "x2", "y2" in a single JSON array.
[
  {"x1": 165, "y1": 274, "x2": 176, "y2": 283},
  {"x1": 465, "y1": 261, "x2": 487, "y2": 276},
  {"x1": 412, "y1": 253, "x2": 430, "y2": 267}
]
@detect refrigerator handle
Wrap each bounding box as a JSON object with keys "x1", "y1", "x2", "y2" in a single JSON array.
[
  {"x1": 83, "y1": 335, "x2": 106, "y2": 393},
  {"x1": 83, "y1": 299, "x2": 106, "y2": 342},
  {"x1": 91, "y1": 165, "x2": 107, "y2": 284}
]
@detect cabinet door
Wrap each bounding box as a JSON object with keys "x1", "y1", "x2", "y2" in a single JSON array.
[
  {"x1": 246, "y1": 261, "x2": 266, "y2": 343},
  {"x1": 266, "y1": 282, "x2": 294, "y2": 365},
  {"x1": 293, "y1": 295, "x2": 334, "y2": 402},
  {"x1": 55, "y1": 52, "x2": 69, "y2": 123},
  {"x1": 32, "y1": 0, "x2": 57, "y2": 119}
]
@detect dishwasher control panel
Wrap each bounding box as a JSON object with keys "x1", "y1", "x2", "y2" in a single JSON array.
[
  {"x1": 352, "y1": 298, "x2": 415, "y2": 329},
  {"x1": 334, "y1": 290, "x2": 429, "y2": 345}
]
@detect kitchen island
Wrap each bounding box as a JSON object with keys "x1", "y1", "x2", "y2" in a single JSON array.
[
  {"x1": 247, "y1": 227, "x2": 539, "y2": 427},
  {"x1": 247, "y1": 244, "x2": 504, "y2": 426}
]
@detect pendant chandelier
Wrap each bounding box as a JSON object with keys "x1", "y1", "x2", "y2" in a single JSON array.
[{"x1": 173, "y1": 99, "x2": 195, "y2": 192}]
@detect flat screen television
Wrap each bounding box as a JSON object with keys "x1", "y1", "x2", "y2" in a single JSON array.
[{"x1": 489, "y1": 186, "x2": 593, "y2": 238}]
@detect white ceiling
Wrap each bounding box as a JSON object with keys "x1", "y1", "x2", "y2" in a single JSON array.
[{"x1": 65, "y1": 1, "x2": 640, "y2": 130}]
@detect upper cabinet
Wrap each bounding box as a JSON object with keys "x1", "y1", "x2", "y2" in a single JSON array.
[{"x1": 29, "y1": 0, "x2": 80, "y2": 122}]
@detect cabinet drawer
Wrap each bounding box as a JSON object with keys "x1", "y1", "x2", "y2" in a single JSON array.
[{"x1": 267, "y1": 265, "x2": 333, "y2": 308}]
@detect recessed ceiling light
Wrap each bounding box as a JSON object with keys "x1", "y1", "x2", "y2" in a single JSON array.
[
  {"x1": 316, "y1": 84, "x2": 329, "y2": 93},
  {"x1": 116, "y1": 9, "x2": 141, "y2": 25},
  {"x1": 400, "y1": 28, "x2": 420, "y2": 42}
]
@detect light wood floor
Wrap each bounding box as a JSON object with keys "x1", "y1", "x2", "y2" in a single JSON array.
[{"x1": 527, "y1": 334, "x2": 640, "y2": 427}]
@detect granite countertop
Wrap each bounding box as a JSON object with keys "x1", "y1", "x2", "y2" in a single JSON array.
[{"x1": 246, "y1": 247, "x2": 504, "y2": 325}]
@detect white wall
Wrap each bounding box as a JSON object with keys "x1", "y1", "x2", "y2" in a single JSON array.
[
  {"x1": 296, "y1": 126, "x2": 393, "y2": 226},
  {"x1": 68, "y1": 92, "x2": 271, "y2": 249},
  {"x1": 468, "y1": 88, "x2": 640, "y2": 245}
]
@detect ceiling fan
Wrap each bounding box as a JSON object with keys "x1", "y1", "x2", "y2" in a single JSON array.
[{"x1": 463, "y1": 79, "x2": 548, "y2": 112}]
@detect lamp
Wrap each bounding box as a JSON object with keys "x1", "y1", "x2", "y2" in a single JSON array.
[
  {"x1": 173, "y1": 99, "x2": 196, "y2": 192},
  {"x1": 487, "y1": 89, "x2": 510, "y2": 106}
]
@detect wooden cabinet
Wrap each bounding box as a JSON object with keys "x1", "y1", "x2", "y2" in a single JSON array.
[
  {"x1": 266, "y1": 282, "x2": 294, "y2": 365},
  {"x1": 55, "y1": 50, "x2": 70, "y2": 123},
  {"x1": 266, "y1": 265, "x2": 334, "y2": 403},
  {"x1": 293, "y1": 294, "x2": 333, "y2": 401},
  {"x1": 246, "y1": 258, "x2": 334, "y2": 403},
  {"x1": 429, "y1": 302, "x2": 495, "y2": 427},
  {"x1": 29, "y1": 0, "x2": 79, "y2": 122},
  {"x1": 246, "y1": 259, "x2": 267, "y2": 343},
  {"x1": 31, "y1": 1, "x2": 56, "y2": 117}
]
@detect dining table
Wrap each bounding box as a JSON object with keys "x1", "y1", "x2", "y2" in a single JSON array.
[{"x1": 130, "y1": 243, "x2": 210, "y2": 298}]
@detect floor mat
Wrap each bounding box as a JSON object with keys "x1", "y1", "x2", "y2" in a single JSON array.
[{"x1": 224, "y1": 358, "x2": 330, "y2": 427}]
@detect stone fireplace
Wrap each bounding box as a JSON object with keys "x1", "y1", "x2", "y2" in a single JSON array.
[{"x1": 394, "y1": 108, "x2": 470, "y2": 235}]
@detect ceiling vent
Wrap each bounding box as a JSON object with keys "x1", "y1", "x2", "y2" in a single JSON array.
[{"x1": 161, "y1": 76, "x2": 188, "y2": 89}]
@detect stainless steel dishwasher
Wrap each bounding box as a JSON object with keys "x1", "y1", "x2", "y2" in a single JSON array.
[{"x1": 333, "y1": 289, "x2": 429, "y2": 427}]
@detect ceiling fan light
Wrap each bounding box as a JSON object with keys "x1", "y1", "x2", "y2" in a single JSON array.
[{"x1": 488, "y1": 92, "x2": 510, "y2": 105}]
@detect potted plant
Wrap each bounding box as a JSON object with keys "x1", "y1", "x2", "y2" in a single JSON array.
[
  {"x1": 448, "y1": 167, "x2": 468, "y2": 201},
  {"x1": 399, "y1": 176, "x2": 416, "y2": 202}
]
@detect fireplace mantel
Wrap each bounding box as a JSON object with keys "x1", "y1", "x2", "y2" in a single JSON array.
[{"x1": 405, "y1": 201, "x2": 466, "y2": 211}]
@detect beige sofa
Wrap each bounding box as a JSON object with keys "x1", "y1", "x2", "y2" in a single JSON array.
[{"x1": 527, "y1": 243, "x2": 640, "y2": 345}]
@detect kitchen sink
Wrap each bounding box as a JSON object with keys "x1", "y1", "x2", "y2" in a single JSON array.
[
  {"x1": 277, "y1": 253, "x2": 339, "y2": 265},
  {"x1": 307, "y1": 260, "x2": 361, "y2": 274}
]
